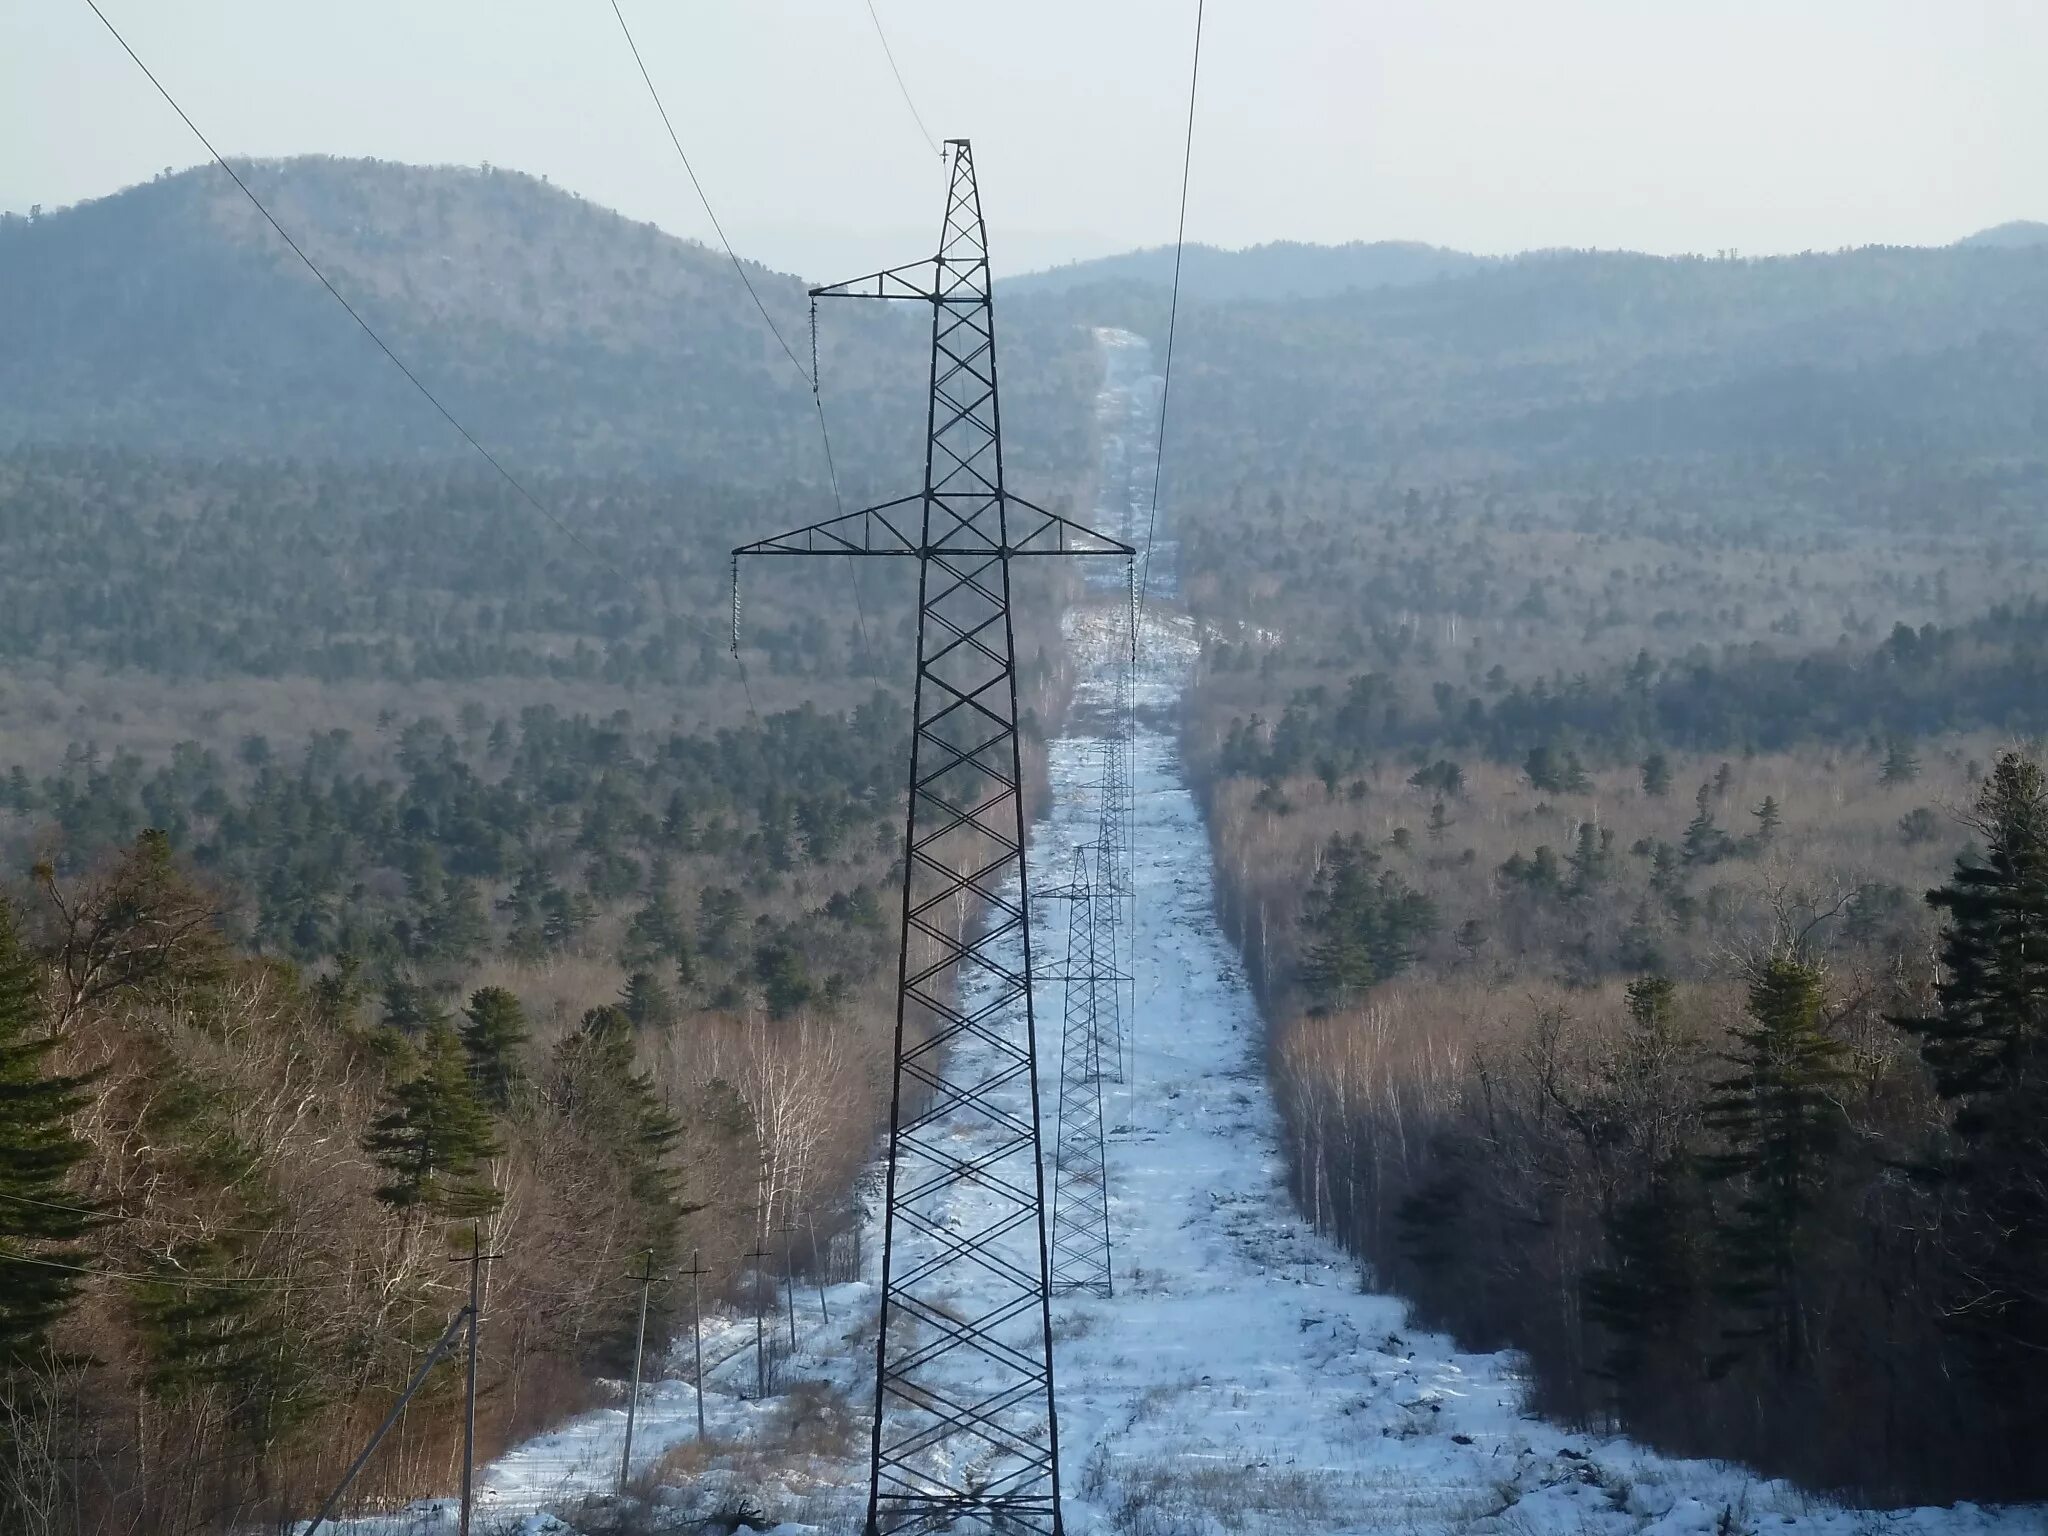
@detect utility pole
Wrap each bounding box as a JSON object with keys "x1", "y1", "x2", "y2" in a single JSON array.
[
  {"x1": 744, "y1": 1241, "x2": 772, "y2": 1399},
  {"x1": 682, "y1": 1250, "x2": 709, "y2": 1440},
  {"x1": 733, "y1": 137, "x2": 1128, "y2": 1536},
  {"x1": 452, "y1": 1226, "x2": 502, "y2": 1536},
  {"x1": 301, "y1": 1306, "x2": 471, "y2": 1536},
  {"x1": 806, "y1": 1213, "x2": 830, "y2": 1324},
  {"x1": 618, "y1": 1249, "x2": 659, "y2": 1497},
  {"x1": 775, "y1": 1217, "x2": 800, "y2": 1351}
]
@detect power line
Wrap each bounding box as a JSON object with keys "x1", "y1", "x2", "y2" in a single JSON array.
[
  {"x1": 605, "y1": 0, "x2": 812, "y2": 390},
  {"x1": 1137, "y1": 0, "x2": 1206, "y2": 622},
  {"x1": 862, "y1": 0, "x2": 942, "y2": 160},
  {"x1": 80, "y1": 0, "x2": 768, "y2": 724},
  {"x1": 606, "y1": 0, "x2": 883, "y2": 684},
  {"x1": 80, "y1": 0, "x2": 639, "y2": 599}
]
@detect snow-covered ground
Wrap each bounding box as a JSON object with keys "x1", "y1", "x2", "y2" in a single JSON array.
[{"x1": 309, "y1": 336, "x2": 2042, "y2": 1536}]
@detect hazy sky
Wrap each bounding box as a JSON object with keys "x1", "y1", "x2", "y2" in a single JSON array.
[{"x1": 4, "y1": 0, "x2": 2043, "y2": 279}]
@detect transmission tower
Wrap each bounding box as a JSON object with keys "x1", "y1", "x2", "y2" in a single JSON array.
[
  {"x1": 1040, "y1": 844, "x2": 1119, "y2": 1297},
  {"x1": 1093, "y1": 572, "x2": 1138, "y2": 1087},
  {"x1": 733, "y1": 138, "x2": 1130, "y2": 1536}
]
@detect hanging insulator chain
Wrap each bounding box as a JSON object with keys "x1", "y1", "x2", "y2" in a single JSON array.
[
  {"x1": 1126, "y1": 558, "x2": 1139, "y2": 662},
  {"x1": 730, "y1": 554, "x2": 742, "y2": 657}
]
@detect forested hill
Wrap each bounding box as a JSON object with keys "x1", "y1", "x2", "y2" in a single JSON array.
[
  {"x1": 0, "y1": 157, "x2": 1096, "y2": 490},
  {"x1": 9, "y1": 158, "x2": 2048, "y2": 503},
  {"x1": 1003, "y1": 238, "x2": 1486, "y2": 300}
]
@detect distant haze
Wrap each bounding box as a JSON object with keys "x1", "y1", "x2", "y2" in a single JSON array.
[{"x1": 4, "y1": 1, "x2": 2046, "y2": 280}]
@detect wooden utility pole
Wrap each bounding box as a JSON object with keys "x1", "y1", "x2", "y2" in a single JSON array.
[
  {"x1": 619, "y1": 1249, "x2": 659, "y2": 1495},
  {"x1": 776, "y1": 1218, "x2": 800, "y2": 1350},
  {"x1": 682, "y1": 1250, "x2": 710, "y2": 1440},
  {"x1": 744, "y1": 1241, "x2": 772, "y2": 1398},
  {"x1": 453, "y1": 1226, "x2": 502, "y2": 1536}
]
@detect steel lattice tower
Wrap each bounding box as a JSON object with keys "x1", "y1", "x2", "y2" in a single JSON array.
[
  {"x1": 1093, "y1": 574, "x2": 1138, "y2": 1087},
  {"x1": 734, "y1": 139, "x2": 1129, "y2": 1536},
  {"x1": 1041, "y1": 845, "x2": 1119, "y2": 1297}
]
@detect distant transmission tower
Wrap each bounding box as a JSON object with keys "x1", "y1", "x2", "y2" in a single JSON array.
[
  {"x1": 1043, "y1": 843, "x2": 1119, "y2": 1297},
  {"x1": 733, "y1": 139, "x2": 1130, "y2": 1536}
]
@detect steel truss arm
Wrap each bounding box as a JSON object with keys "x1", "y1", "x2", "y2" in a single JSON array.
[{"x1": 734, "y1": 495, "x2": 1133, "y2": 561}]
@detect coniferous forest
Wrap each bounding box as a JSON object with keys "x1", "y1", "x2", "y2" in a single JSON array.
[
  {"x1": 5, "y1": 151, "x2": 2048, "y2": 1528},
  {"x1": 1178, "y1": 458, "x2": 2048, "y2": 1503}
]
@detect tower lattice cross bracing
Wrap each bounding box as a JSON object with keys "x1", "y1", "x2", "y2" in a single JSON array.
[{"x1": 733, "y1": 139, "x2": 1130, "y2": 1536}]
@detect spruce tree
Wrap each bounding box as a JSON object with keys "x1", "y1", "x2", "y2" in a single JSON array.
[
  {"x1": 1896, "y1": 752, "x2": 2048, "y2": 1381},
  {"x1": 1700, "y1": 955, "x2": 1847, "y2": 1373},
  {"x1": 621, "y1": 969, "x2": 678, "y2": 1031},
  {"x1": 363, "y1": 1024, "x2": 502, "y2": 1218},
  {"x1": 1750, "y1": 796, "x2": 1782, "y2": 849},
  {"x1": 459, "y1": 987, "x2": 529, "y2": 1111},
  {"x1": 0, "y1": 898, "x2": 97, "y2": 1364},
  {"x1": 1681, "y1": 784, "x2": 1728, "y2": 866},
  {"x1": 1881, "y1": 739, "x2": 1922, "y2": 786},
  {"x1": 556, "y1": 1006, "x2": 685, "y2": 1370},
  {"x1": 1641, "y1": 753, "x2": 1673, "y2": 798}
]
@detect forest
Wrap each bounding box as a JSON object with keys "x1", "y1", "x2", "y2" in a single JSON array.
[
  {"x1": 7, "y1": 151, "x2": 2048, "y2": 1528},
  {"x1": 1175, "y1": 447, "x2": 2048, "y2": 1504},
  {"x1": 0, "y1": 440, "x2": 1075, "y2": 1529}
]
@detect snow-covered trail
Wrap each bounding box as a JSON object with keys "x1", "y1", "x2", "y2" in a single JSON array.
[{"x1": 315, "y1": 333, "x2": 2040, "y2": 1536}]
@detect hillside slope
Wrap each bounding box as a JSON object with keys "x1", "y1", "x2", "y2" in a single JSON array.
[
  {"x1": 0, "y1": 157, "x2": 1097, "y2": 491},
  {"x1": 10, "y1": 159, "x2": 2048, "y2": 503},
  {"x1": 1004, "y1": 237, "x2": 1485, "y2": 300},
  {"x1": 1011, "y1": 242, "x2": 2048, "y2": 489}
]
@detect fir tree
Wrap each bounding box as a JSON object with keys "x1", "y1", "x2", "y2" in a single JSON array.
[
  {"x1": 1896, "y1": 752, "x2": 2048, "y2": 1378},
  {"x1": 1585, "y1": 1155, "x2": 1708, "y2": 1392},
  {"x1": 1881, "y1": 739, "x2": 1922, "y2": 786},
  {"x1": 459, "y1": 987, "x2": 529, "y2": 1111},
  {"x1": 621, "y1": 969, "x2": 678, "y2": 1031},
  {"x1": 1701, "y1": 956, "x2": 1847, "y2": 1373},
  {"x1": 1750, "y1": 796, "x2": 1782, "y2": 849},
  {"x1": 1566, "y1": 822, "x2": 1614, "y2": 898},
  {"x1": 363, "y1": 1024, "x2": 502, "y2": 1218},
  {"x1": 1681, "y1": 784, "x2": 1730, "y2": 867},
  {"x1": 1301, "y1": 836, "x2": 1437, "y2": 1009},
  {"x1": 555, "y1": 1006, "x2": 685, "y2": 1369},
  {"x1": 379, "y1": 977, "x2": 449, "y2": 1036},
  {"x1": 0, "y1": 898, "x2": 98, "y2": 1365},
  {"x1": 1641, "y1": 752, "x2": 1673, "y2": 798},
  {"x1": 620, "y1": 886, "x2": 687, "y2": 970}
]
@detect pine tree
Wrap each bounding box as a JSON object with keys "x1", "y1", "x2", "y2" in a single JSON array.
[
  {"x1": 0, "y1": 898, "x2": 98, "y2": 1365},
  {"x1": 1896, "y1": 752, "x2": 2048, "y2": 1379},
  {"x1": 459, "y1": 987, "x2": 529, "y2": 1111},
  {"x1": 1641, "y1": 753, "x2": 1673, "y2": 798},
  {"x1": 1700, "y1": 955, "x2": 1847, "y2": 1373},
  {"x1": 363, "y1": 1025, "x2": 502, "y2": 1218},
  {"x1": 1750, "y1": 796, "x2": 1782, "y2": 849}
]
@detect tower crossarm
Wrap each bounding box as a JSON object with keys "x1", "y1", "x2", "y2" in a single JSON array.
[{"x1": 734, "y1": 494, "x2": 1130, "y2": 563}]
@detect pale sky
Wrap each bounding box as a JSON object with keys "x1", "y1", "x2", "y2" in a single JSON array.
[{"x1": 3, "y1": 0, "x2": 2043, "y2": 280}]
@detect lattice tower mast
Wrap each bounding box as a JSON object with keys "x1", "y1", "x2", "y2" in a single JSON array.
[{"x1": 733, "y1": 139, "x2": 1130, "y2": 1536}]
